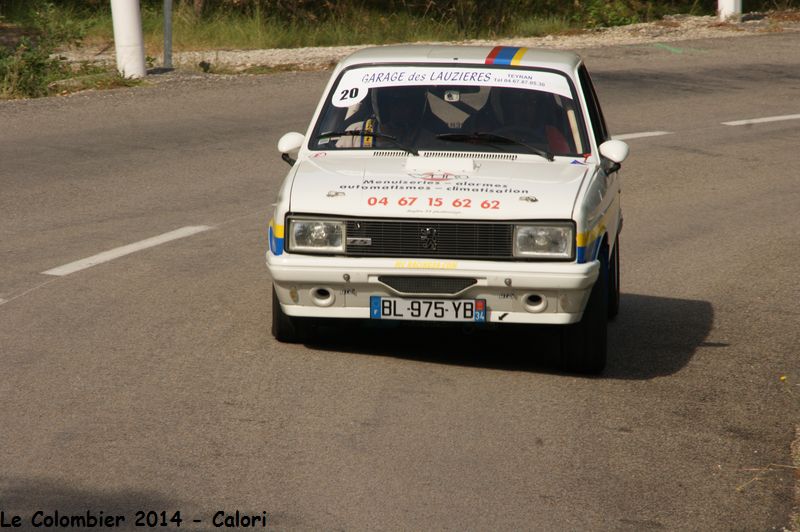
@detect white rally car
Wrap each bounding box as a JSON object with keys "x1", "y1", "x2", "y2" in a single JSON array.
[{"x1": 267, "y1": 45, "x2": 629, "y2": 373}]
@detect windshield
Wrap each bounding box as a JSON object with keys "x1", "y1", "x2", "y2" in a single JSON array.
[{"x1": 311, "y1": 65, "x2": 589, "y2": 157}]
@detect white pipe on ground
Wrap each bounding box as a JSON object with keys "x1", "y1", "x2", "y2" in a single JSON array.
[
  {"x1": 718, "y1": 0, "x2": 742, "y2": 21},
  {"x1": 110, "y1": 0, "x2": 147, "y2": 78}
]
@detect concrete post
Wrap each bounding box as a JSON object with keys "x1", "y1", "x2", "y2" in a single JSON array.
[
  {"x1": 718, "y1": 0, "x2": 742, "y2": 21},
  {"x1": 110, "y1": 0, "x2": 147, "y2": 78}
]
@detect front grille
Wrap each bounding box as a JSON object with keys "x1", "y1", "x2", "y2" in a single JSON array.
[
  {"x1": 345, "y1": 219, "x2": 513, "y2": 259},
  {"x1": 378, "y1": 276, "x2": 477, "y2": 295}
]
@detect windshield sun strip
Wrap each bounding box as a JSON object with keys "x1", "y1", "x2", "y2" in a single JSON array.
[{"x1": 308, "y1": 62, "x2": 590, "y2": 157}]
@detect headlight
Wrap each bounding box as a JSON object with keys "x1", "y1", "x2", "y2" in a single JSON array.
[
  {"x1": 288, "y1": 218, "x2": 346, "y2": 253},
  {"x1": 513, "y1": 223, "x2": 574, "y2": 259}
]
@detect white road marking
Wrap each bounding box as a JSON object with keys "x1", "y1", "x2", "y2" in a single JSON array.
[
  {"x1": 612, "y1": 131, "x2": 672, "y2": 140},
  {"x1": 722, "y1": 113, "x2": 800, "y2": 126},
  {"x1": 42, "y1": 225, "x2": 212, "y2": 277},
  {"x1": 0, "y1": 279, "x2": 60, "y2": 307}
]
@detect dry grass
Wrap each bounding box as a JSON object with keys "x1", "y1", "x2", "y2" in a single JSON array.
[
  {"x1": 707, "y1": 20, "x2": 745, "y2": 31},
  {"x1": 51, "y1": 71, "x2": 141, "y2": 90},
  {"x1": 67, "y1": 4, "x2": 581, "y2": 53},
  {"x1": 203, "y1": 60, "x2": 337, "y2": 75},
  {"x1": 769, "y1": 8, "x2": 800, "y2": 22},
  {"x1": 654, "y1": 19, "x2": 682, "y2": 28}
]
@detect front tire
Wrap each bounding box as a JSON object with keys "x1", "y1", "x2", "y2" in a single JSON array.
[
  {"x1": 271, "y1": 285, "x2": 311, "y2": 343},
  {"x1": 608, "y1": 236, "x2": 620, "y2": 319},
  {"x1": 560, "y1": 250, "x2": 608, "y2": 374}
]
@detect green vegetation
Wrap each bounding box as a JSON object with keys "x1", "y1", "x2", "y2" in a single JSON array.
[
  {"x1": 1, "y1": 2, "x2": 79, "y2": 98},
  {"x1": 3, "y1": 0, "x2": 798, "y2": 56},
  {"x1": 0, "y1": 1, "x2": 140, "y2": 99},
  {"x1": 1, "y1": 0, "x2": 798, "y2": 99},
  {"x1": 0, "y1": 0, "x2": 732, "y2": 56}
]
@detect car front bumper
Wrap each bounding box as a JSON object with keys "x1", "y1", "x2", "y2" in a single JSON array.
[{"x1": 266, "y1": 252, "x2": 600, "y2": 325}]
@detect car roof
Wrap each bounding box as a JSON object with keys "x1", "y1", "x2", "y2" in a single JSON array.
[{"x1": 337, "y1": 45, "x2": 582, "y2": 74}]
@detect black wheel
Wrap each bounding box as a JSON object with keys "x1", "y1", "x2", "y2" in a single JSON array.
[
  {"x1": 608, "y1": 236, "x2": 620, "y2": 320},
  {"x1": 560, "y1": 249, "x2": 608, "y2": 374},
  {"x1": 271, "y1": 285, "x2": 311, "y2": 343}
]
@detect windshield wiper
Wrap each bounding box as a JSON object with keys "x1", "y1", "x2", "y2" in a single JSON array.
[
  {"x1": 436, "y1": 132, "x2": 554, "y2": 161},
  {"x1": 314, "y1": 130, "x2": 418, "y2": 156}
]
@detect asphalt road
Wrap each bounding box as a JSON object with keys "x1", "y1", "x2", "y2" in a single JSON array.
[{"x1": 1, "y1": 33, "x2": 799, "y2": 530}]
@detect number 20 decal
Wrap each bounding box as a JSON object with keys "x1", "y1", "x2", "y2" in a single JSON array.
[{"x1": 338, "y1": 87, "x2": 359, "y2": 102}]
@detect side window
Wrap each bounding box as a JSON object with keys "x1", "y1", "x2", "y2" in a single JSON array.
[{"x1": 578, "y1": 64, "x2": 609, "y2": 145}]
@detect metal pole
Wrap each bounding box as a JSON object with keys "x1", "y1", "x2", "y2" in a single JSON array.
[
  {"x1": 163, "y1": 0, "x2": 173, "y2": 69},
  {"x1": 718, "y1": 0, "x2": 742, "y2": 21},
  {"x1": 110, "y1": 0, "x2": 146, "y2": 78}
]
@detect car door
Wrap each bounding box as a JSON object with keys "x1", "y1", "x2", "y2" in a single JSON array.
[{"x1": 578, "y1": 63, "x2": 620, "y2": 258}]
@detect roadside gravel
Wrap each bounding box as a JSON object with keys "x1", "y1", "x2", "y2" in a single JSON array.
[{"x1": 60, "y1": 12, "x2": 800, "y2": 73}]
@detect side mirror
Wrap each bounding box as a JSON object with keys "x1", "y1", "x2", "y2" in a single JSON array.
[
  {"x1": 277, "y1": 132, "x2": 305, "y2": 166},
  {"x1": 599, "y1": 139, "x2": 629, "y2": 174}
]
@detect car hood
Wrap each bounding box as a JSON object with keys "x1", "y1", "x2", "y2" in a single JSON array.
[{"x1": 288, "y1": 155, "x2": 590, "y2": 220}]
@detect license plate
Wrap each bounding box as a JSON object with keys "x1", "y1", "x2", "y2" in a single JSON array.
[{"x1": 370, "y1": 296, "x2": 486, "y2": 322}]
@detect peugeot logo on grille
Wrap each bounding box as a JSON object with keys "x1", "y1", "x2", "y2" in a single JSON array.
[{"x1": 420, "y1": 227, "x2": 438, "y2": 250}]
